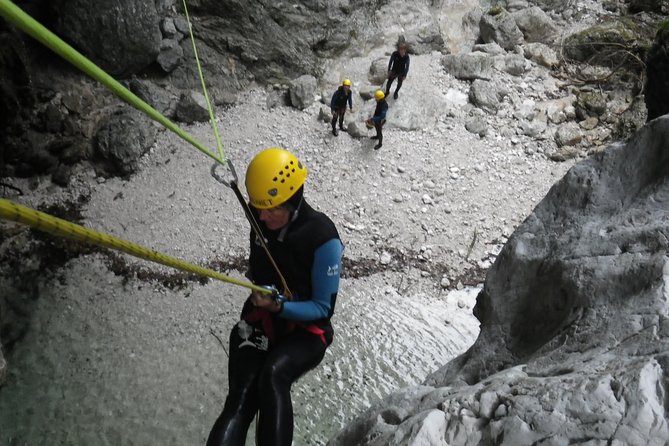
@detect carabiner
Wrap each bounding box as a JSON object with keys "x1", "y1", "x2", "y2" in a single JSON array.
[{"x1": 211, "y1": 159, "x2": 239, "y2": 188}]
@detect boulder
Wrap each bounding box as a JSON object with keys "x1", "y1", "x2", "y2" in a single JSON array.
[
  {"x1": 524, "y1": 42, "x2": 559, "y2": 68},
  {"x1": 175, "y1": 90, "x2": 210, "y2": 123},
  {"x1": 156, "y1": 39, "x2": 184, "y2": 73},
  {"x1": 331, "y1": 115, "x2": 669, "y2": 446},
  {"x1": 289, "y1": 75, "x2": 317, "y2": 110},
  {"x1": 511, "y1": 6, "x2": 559, "y2": 44},
  {"x1": 479, "y1": 7, "x2": 524, "y2": 51},
  {"x1": 575, "y1": 91, "x2": 608, "y2": 120},
  {"x1": 469, "y1": 79, "x2": 509, "y2": 114},
  {"x1": 554, "y1": 122, "x2": 584, "y2": 147},
  {"x1": 368, "y1": 58, "x2": 389, "y2": 85},
  {"x1": 51, "y1": 0, "x2": 162, "y2": 77},
  {"x1": 465, "y1": 117, "x2": 489, "y2": 137},
  {"x1": 94, "y1": 106, "x2": 158, "y2": 176},
  {"x1": 441, "y1": 54, "x2": 494, "y2": 80},
  {"x1": 129, "y1": 78, "x2": 177, "y2": 118}
]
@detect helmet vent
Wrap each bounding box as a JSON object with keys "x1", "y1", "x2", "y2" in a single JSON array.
[{"x1": 273, "y1": 177, "x2": 278, "y2": 182}]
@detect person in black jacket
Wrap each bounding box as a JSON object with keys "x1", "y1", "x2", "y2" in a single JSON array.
[
  {"x1": 330, "y1": 79, "x2": 353, "y2": 136},
  {"x1": 207, "y1": 148, "x2": 343, "y2": 446},
  {"x1": 385, "y1": 43, "x2": 410, "y2": 100},
  {"x1": 366, "y1": 90, "x2": 388, "y2": 150}
]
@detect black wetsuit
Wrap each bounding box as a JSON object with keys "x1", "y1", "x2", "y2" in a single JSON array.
[
  {"x1": 207, "y1": 198, "x2": 343, "y2": 446},
  {"x1": 385, "y1": 50, "x2": 410, "y2": 97},
  {"x1": 371, "y1": 99, "x2": 388, "y2": 148},
  {"x1": 330, "y1": 86, "x2": 352, "y2": 132}
]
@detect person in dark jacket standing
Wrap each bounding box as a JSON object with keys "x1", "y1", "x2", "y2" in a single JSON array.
[
  {"x1": 207, "y1": 148, "x2": 343, "y2": 446},
  {"x1": 366, "y1": 90, "x2": 388, "y2": 150},
  {"x1": 330, "y1": 79, "x2": 353, "y2": 136},
  {"x1": 385, "y1": 43, "x2": 410, "y2": 100}
]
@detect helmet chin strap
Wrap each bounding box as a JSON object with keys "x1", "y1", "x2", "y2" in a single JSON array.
[{"x1": 277, "y1": 195, "x2": 303, "y2": 242}]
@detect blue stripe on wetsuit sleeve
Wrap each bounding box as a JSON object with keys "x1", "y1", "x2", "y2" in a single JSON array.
[{"x1": 279, "y1": 238, "x2": 343, "y2": 321}]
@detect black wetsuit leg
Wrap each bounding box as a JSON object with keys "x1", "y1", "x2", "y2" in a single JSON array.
[
  {"x1": 394, "y1": 75, "x2": 404, "y2": 94},
  {"x1": 256, "y1": 330, "x2": 327, "y2": 446},
  {"x1": 385, "y1": 74, "x2": 397, "y2": 95},
  {"x1": 207, "y1": 321, "x2": 269, "y2": 446},
  {"x1": 374, "y1": 120, "x2": 384, "y2": 145},
  {"x1": 332, "y1": 107, "x2": 346, "y2": 130}
]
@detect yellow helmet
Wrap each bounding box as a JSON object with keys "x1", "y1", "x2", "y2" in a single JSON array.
[
  {"x1": 374, "y1": 90, "x2": 385, "y2": 101},
  {"x1": 342, "y1": 79, "x2": 352, "y2": 87},
  {"x1": 245, "y1": 148, "x2": 307, "y2": 209}
]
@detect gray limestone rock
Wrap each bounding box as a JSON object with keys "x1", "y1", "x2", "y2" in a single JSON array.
[
  {"x1": 94, "y1": 106, "x2": 157, "y2": 176},
  {"x1": 175, "y1": 90, "x2": 210, "y2": 123},
  {"x1": 128, "y1": 79, "x2": 177, "y2": 118},
  {"x1": 554, "y1": 122, "x2": 584, "y2": 146},
  {"x1": 512, "y1": 6, "x2": 559, "y2": 43},
  {"x1": 465, "y1": 117, "x2": 488, "y2": 137},
  {"x1": 479, "y1": 7, "x2": 525, "y2": 51},
  {"x1": 369, "y1": 58, "x2": 389, "y2": 85},
  {"x1": 157, "y1": 39, "x2": 184, "y2": 73},
  {"x1": 441, "y1": 54, "x2": 494, "y2": 81},
  {"x1": 524, "y1": 42, "x2": 559, "y2": 67},
  {"x1": 469, "y1": 79, "x2": 509, "y2": 114},
  {"x1": 289, "y1": 75, "x2": 317, "y2": 110},
  {"x1": 330, "y1": 115, "x2": 669, "y2": 446},
  {"x1": 51, "y1": 0, "x2": 162, "y2": 77}
]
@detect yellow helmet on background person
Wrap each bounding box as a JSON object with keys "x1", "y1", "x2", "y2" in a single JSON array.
[
  {"x1": 245, "y1": 148, "x2": 308, "y2": 210},
  {"x1": 374, "y1": 90, "x2": 385, "y2": 101},
  {"x1": 342, "y1": 79, "x2": 352, "y2": 87}
]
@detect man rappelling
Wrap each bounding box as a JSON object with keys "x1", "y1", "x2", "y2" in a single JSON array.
[{"x1": 207, "y1": 148, "x2": 343, "y2": 446}]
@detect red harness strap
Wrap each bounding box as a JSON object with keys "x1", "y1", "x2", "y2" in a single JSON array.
[
  {"x1": 244, "y1": 309, "x2": 326, "y2": 345},
  {"x1": 298, "y1": 323, "x2": 326, "y2": 345}
]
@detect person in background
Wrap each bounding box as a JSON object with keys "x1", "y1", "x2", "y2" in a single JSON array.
[
  {"x1": 207, "y1": 148, "x2": 343, "y2": 446},
  {"x1": 385, "y1": 43, "x2": 410, "y2": 100},
  {"x1": 366, "y1": 90, "x2": 388, "y2": 150},
  {"x1": 330, "y1": 79, "x2": 353, "y2": 136}
]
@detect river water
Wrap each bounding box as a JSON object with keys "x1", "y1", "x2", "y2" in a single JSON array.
[{"x1": 0, "y1": 258, "x2": 480, "y2": 445}]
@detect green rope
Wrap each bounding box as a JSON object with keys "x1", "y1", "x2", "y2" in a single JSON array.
[
  {"x1": 0, "y1": 0, "x2": 224, "y2": 165},
  {"x1": 182, "y1": 0, "x2": 226, "y2": 163}
]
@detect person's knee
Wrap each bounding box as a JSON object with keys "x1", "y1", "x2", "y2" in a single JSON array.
[{"x1": 258, "y1": 360, "x2": 291, "y2": 392}]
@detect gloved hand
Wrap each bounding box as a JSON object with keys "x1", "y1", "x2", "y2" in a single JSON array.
[{"x1": 252, "y1": 285, "x2": 286, "y2": 313}]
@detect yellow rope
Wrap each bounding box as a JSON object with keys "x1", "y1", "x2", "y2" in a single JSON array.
[{"x1": 0, "y1": 199, "x2": 271, "y2": 295}]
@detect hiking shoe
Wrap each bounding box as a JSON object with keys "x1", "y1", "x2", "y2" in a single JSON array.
[
  {"x1": 374, "y1": 143, "x2": 382, "y2": 150},
  {"x1": 332, "y1": 128, "x2": 338, "y2": 136},
  {"x1": 393, "y1": 92, "x2": 399, "y2": 99},
  {"x1": 339, "y1": 125, "x2": 345, "y2": 131},
  {"x1": 370, "y1": 135, "x2": 379, "y2": 140}
]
